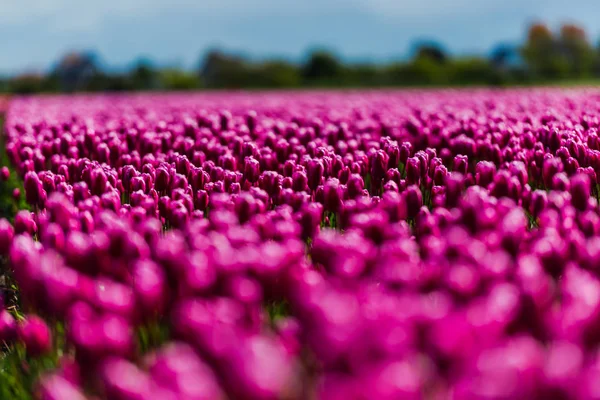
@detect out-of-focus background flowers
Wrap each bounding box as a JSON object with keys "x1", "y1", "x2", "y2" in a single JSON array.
[{"x1": 2, "y1": 0, "x2": 600, "y2": 92}]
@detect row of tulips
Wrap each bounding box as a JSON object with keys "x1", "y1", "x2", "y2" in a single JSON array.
[{"x1": 2, "y1": 90, "x2": 600, "y2": 398}]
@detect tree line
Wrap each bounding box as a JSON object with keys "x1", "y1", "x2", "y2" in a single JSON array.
[{"x1": 3, "y1": 22, "x2": 600, "y2": 94}]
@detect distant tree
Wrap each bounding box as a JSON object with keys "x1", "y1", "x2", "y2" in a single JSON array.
[
  {"x1": 301, "y1": 50, "x2": 343, "y2": 84},
  {"x1": 0, "y1": 78, "x2": 9, "y2": 93},
  {"x1": 414, "y1": 42, "x2": 448, "y2": 64},
  {"x1": 160, "y1": 69, "x2": 201, "y2": 90},
  {"x1": 9, "y1": 73, "x2": 45, "y2": 94},
  {"x1": 449, "y1": 58, "x2": 495, "y2": 85},
  {"x1": 386, "y1": 58, "x2": 447, "y2": 86},
  {"x1": 491, "y1": 44, "x2": 518, "y2": 69},
  {"x1": 559, "y1": 23, "x2": 594, "y2": 78},
  {"x1": 130, "y1": 60, "x2": 158, "y2": 90},
  {"x1": 522, "y1": 23, "x2": 569, "y2": 80},
  {"x1": 252, "y1": 61, "x2": 301, "y2": 88},
  {"x1": 488, "y1": 44, "x2": 528, "y2": 85},
  {"x1": 54, "y1": 51, "x2": 99, "y2": 92},
  {"x1": 347, "y1": 64, "x2": 382, "y2": 87},
  {"x1": 199, "y1": 50, "x2": 250, "y2": 88}
]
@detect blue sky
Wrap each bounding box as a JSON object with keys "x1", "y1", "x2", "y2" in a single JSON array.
[{"x1": 1, "y1": 0, "x2": 600, "y2": 74}]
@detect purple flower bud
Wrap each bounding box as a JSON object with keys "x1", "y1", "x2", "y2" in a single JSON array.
[
  {"x1": 571, "y1": 173, "x2": 591, "y2": 211},
  {"x1": 370, "y1": 150, "x2": 389, "y2": 189},
  {"x1": 12, "y1": 188, "x2": 21, "y2": 202},
  {"x1": 530, "y1": 190, "x2": 547, "y2": 218},
  {"x1": 93, "y1": 278, "x2": 136, "y2": 320},
  {"x1": 452, "y1": 155, "x2": 469, "y2": 175},
  {"x1": 543, "y1": 157, "x2": 563, "y2": 188},
  {"x1": 18, "y1": 315, "x2": 52, "y2": 356},
  {"x1": 132, "y1": 259, "x2": 167, "y2": 319},
  {"x1": 38, "y1": 374, "x2": 88, "y2": 400},
  {"x1": 404, "y1": 185, "x2": 423, "y2": 219},
  {"x1": 0, "y1": 167, "x2": 9, "y2": 182},
  {"x1": 292, "y1": 171, "x2": 308, "y2": 192},
  {"x1": 347, "y1": 174, "x2": 365, "y2": 199},
  {"x1": 475, "y1": 161, "x2": 496, "y2": 187},
  {"x1": 130, "y1": 176, "x2": 146, "y2": 193},
  {"x1": 148, "y1": 342, "x2": 225, "y2": 399},
  {"x1": 90, "y1": 168, "x2": 108, "y2": 196},
  {"x1": 400, "y1": 142, "x2": 412, "y2": 165},
  {"x1": 14, "y1": 210, "x2": 37, "y2": 236},
  {"x1": 155, "y1": 167, "x2": 170, "y2": 193},
  {"x1": 222, "y1": 334, "x2": 296, "y2": 400},
  {"x1": 307, "y1": 159, "x2": 324, "y2": 192},
  {"x1": 445, "y1": 173, "x2": 464, "y2": 208},
  {"x1": 406, "y1": 157, "x2": 420, "y2": 185},
  {"x1": 324, "y1": 178, "x2": 343, "y2": 213},
  {"x1": 0, "y1": 218, "x2": 14, "y2": 256},
  {"x1": 100, "y1": 358, "x2": 151, "y2": 400},
  {"x1": 552, "y1": 172, "x2": 570, "y2": 192},
  {"x1": 24, "y1": 171, "x2": 42, "y2": 206},
  {"x1": 0, "y1": 310, "x2": 16, "y2": 343},
  {"x1": 299, "y1": 202, "x2": 323, "y2": 240},
  {"x1": 244, "y1": 157, "x2": 261, "y2": 184},
  {"x1": 383, "y1": 180, "x2": 399, "y2": 193},
  {"x1": 433, "y1": 164, "x2": 448, "y2": 186},
  {"x1": 194, "y1": 190, "x2": 209, "y2": 211}
]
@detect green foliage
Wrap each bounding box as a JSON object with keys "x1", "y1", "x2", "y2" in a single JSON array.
[
  {"x1": 0, "y1": 323, "x2": 65, "y2": 400},
  {"x1": 130, "y1": 61, "x2": 159, "y2": 90},
  {"x1": 136, "y1": 322, "x2": 170, "y2": 354},
  {"x1": 413, "y1": 42, "x2": 448, "y2": 64},
  {"x1": 266, "y1": 301, "x2": 289, "y2": 326},
  {"x1": 3, "y1": 22, "x2": 600, "y2": 93},
  {"x1": 0, "y1": 118, "x2": 29, "y2": 222},
  {"x1": 448, "y1": 58, "x2": 496, "y2": 85},
  {"x1": 251, "y1": 61, "x2": 301, "y2": 88},
  {"x1": 200, "y1": 49, "x2": 254, "y2": 89},
  {"x1": 159, "y1": 69, "x2": 201, "y2": 90},
  {"x1": 386, "y1": 57, "x2": 448, "y2": 86},
  {"x1": 302, "y1": 50, "x2": 343, "y2": 83}
]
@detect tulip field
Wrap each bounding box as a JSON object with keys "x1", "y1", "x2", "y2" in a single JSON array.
[{"x1": 3, "y1": 89, "x2": 600, "y2": 399}]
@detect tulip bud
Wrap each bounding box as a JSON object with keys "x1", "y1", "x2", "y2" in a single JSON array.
[
  {"x1": 543, "y1": 157, "x2": 563, "y2": 188},
  {"x1": 100, "y1": 358, "x2": 151, "y2": 400},
  {"x1": 0, "y1": 167, "x2": 9, "y2": 182},
  {"x1": 571, "y1": 173, "x2": 591, "y2": 211},
  {"x1": 324, "y1": 178, "x2": 343, "y2": 213},
  {"x1": 155, "y1": 167, "x2": 170, "y2": 193},
  {"x1": 452, "y1": 155, "x2": 469, "y2": 175},
  {"x1": 38, "y1": 374, "x2": 88, "y2": 400},
  {"x1": 445, "y1": 173, "x2": 464, "y2": 208},
  {"x1": 552, "y1": 172, "x2": 570, "y2": 192},
  {"x1": 244, "y1": 157, "x2": 261, "y2": 184},
  {"x1": 292, "y1": 171, "x2": 308, "y2": 192},
  {"x1": 14, "y1": 210, "x2": 37, "y2": 236},
  {"x1": 0, "y1": 310, "x2": 16, "y2": 343},
  {"x1": 400, "y1": 142, "x2": 412, "y2": 165},
  {"x1": 370, "y1": 150, "x2": 389, "y2": 191},
  {"x1": 18, "y1": 315, "x2": 52, "y2": 356},
  {"x1": 433, "y1": 165, "x2": 448, "y2": 186},
  {"x1": 24, "y1": 171, "x2": 42, "y2": 207},
  {"x1": 475, "y1": 161, "x2": 496, "y2": 187},
  {"x1": 347, "y1": 174, "x2": 364, "y2": 199},
  {"x1": 404, "y1": 185, "x2": 423, "y2": 219},
  {"x1": 406, "y1": 157, "x2": 420, "y2": 185},
  {"x1": 307, "y1": 159, "x2": 325, "y2": 192},
  {"x1": 530, "y1": 190, "x2": 547, "y2": 218},
  {"x1": 0, "y1": 219, "x2": 14, "y2": 256}
]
